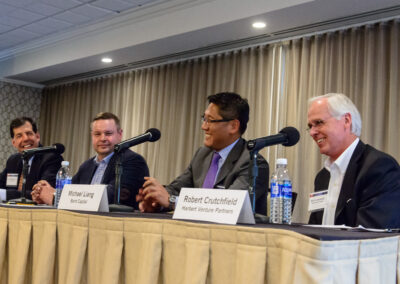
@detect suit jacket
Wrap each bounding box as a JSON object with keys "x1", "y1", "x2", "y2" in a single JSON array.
[
  {"x1": 72, "y1": 149, "x2": 149, "y2": 209},
  {"x1": 309, "y1": 140, "x2": 400, "y2": 229},
  {"x1": 0, "y1": 151, "x2": 63, "y2": 200},
  {"x1": 166, "y1": 138, "x2": 269, "y2": 214}
]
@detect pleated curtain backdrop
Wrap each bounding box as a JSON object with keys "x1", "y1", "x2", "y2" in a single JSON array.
[{"x1": 40, "y1": 20, "x2": 400, "y2": 223}]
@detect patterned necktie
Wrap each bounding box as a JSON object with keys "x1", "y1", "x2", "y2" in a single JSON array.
[
  {"x1": 202, "y1": 152, "x2": 221, "y2": 188},
  {"x1": 17, "y1": 173, "x2": 24, "y2": 191}
]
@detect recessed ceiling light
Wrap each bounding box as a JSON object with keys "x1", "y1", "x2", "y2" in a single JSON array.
[
  {"x1": 252, "y1": 22, "x2": 266, "y2": 29},
  {"x1": 102, "y1": 57, "x2": 112, "y2": 63}
]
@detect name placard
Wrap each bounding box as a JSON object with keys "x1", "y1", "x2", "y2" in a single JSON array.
[
  {"x1": 0, "y1": 189, "x2": 6, "y2": 201},
  {"x1": 173, "y1": 188, "x2": 255, "y2": 225},
  {"x1": 6, "y1": 173, "x2": 18, "y2": 187},
  {"x1": 308, "y1": 189, "x2": 328, "y2": 212},
  {"x1": 58, "y1": 184, "x2": 109, "y2": 212}
]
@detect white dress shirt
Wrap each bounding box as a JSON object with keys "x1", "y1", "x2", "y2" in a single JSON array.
[{"x1": 322, "y1": 138, "x2": 359, "y2": 225}]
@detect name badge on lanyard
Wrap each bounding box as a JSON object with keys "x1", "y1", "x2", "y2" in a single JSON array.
[
  {"x1": 308, "y1": 190, "x2": 328, "y2": 212},
  {"x1": 6, "y1": 173, "x2": 19, "y2": 187}
]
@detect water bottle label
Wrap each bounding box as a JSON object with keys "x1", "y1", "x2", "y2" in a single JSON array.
[
  {"x1": 270, "y1": 182, "x2": 281, "y2": 198},
  {"x1": 56, "y1": 178, "x2": 72, "y2": 190},
  {"x1": 282, "y1": 181, "x2": 292, "y2": 198}
]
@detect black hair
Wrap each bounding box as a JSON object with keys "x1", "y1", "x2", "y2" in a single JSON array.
[
  {"x1": 10, "y1": 117, "x2": 37, "y2": 138},
  {"x1": 207, "y1": 92, "x2": 249, "y2": 134}
]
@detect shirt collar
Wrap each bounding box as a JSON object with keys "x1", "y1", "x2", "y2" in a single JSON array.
[
  {"x1": 94, "y1": 152, "x2": 114, "y2": 165},
  {"x1": 324, "y1": 138, "x2": 359, "y2": 174},
  {"x1": 216, "y1": 138, "x2": 239, "y2": 161}
]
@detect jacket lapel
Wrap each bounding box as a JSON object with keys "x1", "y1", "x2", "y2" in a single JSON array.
[
  {"x1": 86, "y1": 157, "x2": 99, "y2": 183},
  {"x1": 102, "y1": 154, "x2": 116, "y2": 183},
  {"x1": 214, "y1": 138, "x2": 244, "y2": 186},
  {"x1": 335, "y1": 140, "x2": 365, "y2": 221}
]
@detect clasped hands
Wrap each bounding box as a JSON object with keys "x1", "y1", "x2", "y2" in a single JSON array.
[{"x1": 31, "y1": 180, "x2": 55, "y2": 205}]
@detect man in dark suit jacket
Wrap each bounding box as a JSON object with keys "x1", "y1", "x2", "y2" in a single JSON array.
[
  {"x1": 32, "y1": 112, "x2": 149, "y2": 209},
  {"x1": 137, "y1": 92, "x2": 269, "y2": 214},
  {"x1": 0, "y1": 117, "x2": 63, "y2": 200},
  {"x1": 307, "y1": 93, "x2": 400, "y2": 229},
  {"x1": 72, "y1": 148, "x2": 148, "y2": 208}
]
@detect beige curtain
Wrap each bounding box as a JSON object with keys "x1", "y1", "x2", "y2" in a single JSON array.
[
  {"x1": 40, "y1": 20, "x2": 400, "y2": 223},
  {"x1": 40, "y1": 45, "x2": 280, "y2": 186}
]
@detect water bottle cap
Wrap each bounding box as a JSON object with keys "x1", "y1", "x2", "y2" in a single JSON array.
[
  {"x1": 276, "y1": 158, "x2": 287, "y2": 165},
  {"x1": 61, "y1": 161, "x2": 69, "y2": 167}
]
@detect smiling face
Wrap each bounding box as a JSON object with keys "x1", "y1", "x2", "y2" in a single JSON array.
[
  {"x1": 201, "y1": 103, "x2": 240, "y2": 151},
  {"x1": 307, "y1": 98, "x2": 356, "y2": 161},
  {"x1": 11, "y1": 121, "x2": 40, "y2": 153},
  {"x1": 91, "y1": 119, "x2": 122, "y2": 160}
]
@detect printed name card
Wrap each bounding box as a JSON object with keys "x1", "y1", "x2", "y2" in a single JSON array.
[
  {"x1": 58, "y1": 184, "x2": 109, "y2": 212},
  {"x1": 173, "y1": 188, "x2": 255, "y2": 225},
  {"x1": 0, "y1": 189, "x2": 6, "y2": 201},
  {"x1": 308, "y1": 189, "x2": 328, "y2": 212},
  {"x1": 6, "y1": 173, "x2": 18, "y2": 187}
]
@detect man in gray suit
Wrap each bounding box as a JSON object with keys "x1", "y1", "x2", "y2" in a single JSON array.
[{"x1": 136, "y1": 92, "x2": 269, "y2": 213}]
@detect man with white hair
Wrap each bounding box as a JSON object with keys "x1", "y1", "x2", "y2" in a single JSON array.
[{"x1": 307, "y1": 93, "x2": 400, "y2": 229}]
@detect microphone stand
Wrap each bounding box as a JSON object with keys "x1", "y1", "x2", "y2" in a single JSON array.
[
  {"x1": 8, "y1": 154, "x2": 35, "y2": 204},
  {"x1": 108, "y1": 151, "x2": 134, "y2": 212},
  {"x1": 249, "y1": 150, "x2": 269, "y2": 223}
]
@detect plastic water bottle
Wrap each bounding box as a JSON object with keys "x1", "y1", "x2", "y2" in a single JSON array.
[
  {"x1": 270, "y1": 158, "x2": 292, "y2": 224},
  {"x1": 55, "y1": 161, "x2": 72, "y2": 208},
  {"x1": 281, "y1": 160, "x2": 292, "y2": 224},
  {"x1": 270, "y1": 159, "x2": 283, "y2": 223}
]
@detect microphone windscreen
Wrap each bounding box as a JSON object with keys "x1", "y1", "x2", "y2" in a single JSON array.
[
  {"x1": 53, "y1": 143, "x2": 65, "y2": 154},
  {"x1": 279, "y1": 127, "x2": 300, "y2": 147},
  {"x1": 146, "y1": 128, "x2": 161, "y2": 142}
]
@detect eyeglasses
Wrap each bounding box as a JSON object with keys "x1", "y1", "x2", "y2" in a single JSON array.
[
  {"x1": 306, "y1": 119, "x2": 327, "y2": 132},
  {"x1": 307, "y1": 116, "x2": 338, "y2": 132},
  {"x1": 201, "y1": 115, "x2": 233, "y2": 124}
]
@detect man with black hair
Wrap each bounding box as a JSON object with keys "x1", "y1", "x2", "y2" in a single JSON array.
[
  {"x1": 137, "y1": 92, "x2": 269, "y2": 214},
  {"x1": 0, "y1": 117, "x2": 63, "y2": 200}
]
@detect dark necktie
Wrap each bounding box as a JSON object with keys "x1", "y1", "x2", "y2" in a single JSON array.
[{"x1": 202, "y1": 152, "x2": 221, "y2": 188}]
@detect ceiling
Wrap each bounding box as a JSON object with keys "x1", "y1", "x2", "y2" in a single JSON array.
[{"x1": 0, "y1": 0, "x2": 399, "y2": 86}]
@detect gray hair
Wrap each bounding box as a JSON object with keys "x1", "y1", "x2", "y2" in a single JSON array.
[{"x1": 309, "y1": 93, "x2": 362, "y2": 136}]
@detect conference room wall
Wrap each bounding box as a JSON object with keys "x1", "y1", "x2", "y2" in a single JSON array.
[
  {"x1": 40, "y1": 20, "x2": 400, "y2": 223},
  {"x1": 0, "y1": 81, "x2": 42, "y2": 169}
]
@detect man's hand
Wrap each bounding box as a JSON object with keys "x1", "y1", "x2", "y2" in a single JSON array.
[
  {"x1": 136, "y1": 177, "x2": 169, "y2": 212},
  {"x1": 32, "y1": 180, "x2": 55, "y2": 205}
]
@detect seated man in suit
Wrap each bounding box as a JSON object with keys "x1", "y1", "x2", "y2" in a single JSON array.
[
  {"x1": 307, "y1": 93, "x2": 400, "y2": 229},
  {"x1": 31, "y1": 112, "x2": 149, "y2": 209},
  {"x1": 136, "y1": 92, "x2": 269, "y2": 214},
  {"x1": 0, "y1": 117, "x2": 63, "y2": 200}
]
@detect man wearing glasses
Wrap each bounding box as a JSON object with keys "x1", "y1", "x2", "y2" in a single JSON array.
[
  {"x1": 307, "y1": 93, "x2": 400, "y2": 229},
  {"x1": 137, "y1": 92, "x2": 269, "y2": 213}
]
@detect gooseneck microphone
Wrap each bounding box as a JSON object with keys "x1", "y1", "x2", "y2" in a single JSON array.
[
  {"x1": 114, "y1": 128, "x2": 161, "y2": 153},
  {"x1": 247, "y1": 127, "x2": 300, "y2": 152},
  {"x1": 22, "y1": 143, "x2": 65, "y2": 158}
]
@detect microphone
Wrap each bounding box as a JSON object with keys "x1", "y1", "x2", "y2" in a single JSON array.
[
  {"x1": 22, "y1": 143, "x2": 65, "y2": 158},
  {"x1": 114, "y1": 128, "x2": 161, "y2": 152},
  {"x1": 247, "y1": 127, "x2": 300, "y2": 152}
]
